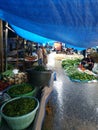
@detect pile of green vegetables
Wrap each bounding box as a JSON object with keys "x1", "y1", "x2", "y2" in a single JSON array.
[
  {"x1": 62, "y1": 58, "x2": 98, "y2": 81},
  {"x1": 62, "y1": 59, "x2": 81, "y2": 69},
  {"x1": 7, "y1": 83, "x2": 34, "y2": 95},
  {"x1": 3, "y1": 97, "x2": 37, "y2": 117},
  {"x1": 2, "y1": 70, "x2": 14, "y2": 78},
  {"x1": 62, "y1": 59, "x2": 80, "y2": 75},
  {"x1": 69, "y1": 72, "x2": 97, "y2": 81},
  {"x1": 34, "y1": 65, "x2": 47, "y2": 71}
]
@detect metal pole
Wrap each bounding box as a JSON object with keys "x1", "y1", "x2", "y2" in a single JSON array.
[
  {"x1": 0, "y1": 19, "x2": 4, "y2": 72},
  {"x1": 5, "y1": 22, "x2": 8, "y2": 71}
]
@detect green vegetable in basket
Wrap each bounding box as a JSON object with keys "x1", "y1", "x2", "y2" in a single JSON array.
[
  {"x1": 7, "y1": 83, "x2": 34, "y2": 95},
  {"x1": 3, "y1": 97, "x2": 37, "y2": 117},
  {"x1": 34, "y1": 65, "x2": 47, "y2": 71}
]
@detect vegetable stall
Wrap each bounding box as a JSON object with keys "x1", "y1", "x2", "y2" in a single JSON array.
[
  {"x1": 0, "y1": 63, "x2": 53, "y2": 130},
  {"x1": 62, "y1": 58, "x2": 98, "y2": 83}
]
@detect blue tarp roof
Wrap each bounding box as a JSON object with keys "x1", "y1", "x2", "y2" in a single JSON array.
[{"x1": 0, "y1": 0, "x2": 98, "y2": 49}]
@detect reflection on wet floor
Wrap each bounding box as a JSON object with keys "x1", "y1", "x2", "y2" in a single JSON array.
[{"x1": 42, "y1": 52, "x2": 98, "y2": 130}]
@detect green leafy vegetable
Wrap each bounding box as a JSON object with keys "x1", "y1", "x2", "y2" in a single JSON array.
[
  {"x1": 3, "y1": 97, "x2": 37, "y2": 117},
  {"x1": 7, "y1": 83, "x2": 34, "y2": 95}
]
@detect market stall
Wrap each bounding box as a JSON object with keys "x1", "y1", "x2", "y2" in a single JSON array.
[{"x1": 0, "y1": 69, "x2": 54, "y2": 130}]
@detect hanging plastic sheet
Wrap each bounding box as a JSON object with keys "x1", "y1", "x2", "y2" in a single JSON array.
[
  {"x1": 11, "y1": 24, "x2": 55, "y2": 44},
  {"x1": 0, "y1": 0, "x2": 98, "y2": 48}
]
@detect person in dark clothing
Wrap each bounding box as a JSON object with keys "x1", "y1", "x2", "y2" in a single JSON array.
[
  {"x1": 82, "y1": 49, "x2": 86, "y2": 58},
  {"x1": 81, "y1": 54, "x2": 94, "y2": 71},
  {"x1": 96, "y1": 48, "x2": 98, "y2": 53}
]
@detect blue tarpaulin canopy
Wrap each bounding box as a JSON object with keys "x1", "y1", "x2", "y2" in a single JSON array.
[{"x1": 0, "y1": 0, "x2": 98, "y2": 49}]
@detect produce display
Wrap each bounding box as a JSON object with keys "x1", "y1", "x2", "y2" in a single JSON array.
[
  {"x1": 2, "y1": 70, "x2": 28, "y2": 85},
  {"x1": 62, "y1": 59, "x2": 81, "y2": 75},
  {"x1": 2, "y1": 70, "x2": 14, "y2": 78},
  {"x1": 69, "y1": 71, "x2": 97, "y2": 81},
  {"x1": 14, "y1": 72, "x2": 28, "y2": 84},
  {"x1": 62, "y1": 59, "x2": 81, "y2": 68},
  {"x1": 33, "y1": 65, "x2": 47, "y2": 71},
  {"x1": 7, "y1": 83, "x2": 34, "y2": 96},
  {"x1": 62, "y1": 58, "x2": 98, "y2": 82},
  {"x1": 0, "y1": 96, "x2": 39, "y2": 130},
  {"x1": 25, "y1": 55, "x2": 37, "y2": 61},
  {"x1": 2, "y1": 97, "x2": 37, "y2": 117}
]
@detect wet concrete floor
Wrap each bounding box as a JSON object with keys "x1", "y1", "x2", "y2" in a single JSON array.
[{"x1": 42, "y1": 52, "x2": 98, "y2": 130}]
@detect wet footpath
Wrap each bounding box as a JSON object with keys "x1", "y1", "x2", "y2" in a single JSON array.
[{"x1": 42, "y1": 52, "x2": 98, "y2": 130}]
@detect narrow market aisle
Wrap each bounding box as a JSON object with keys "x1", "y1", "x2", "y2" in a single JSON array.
[{"x1": 42, "y1": 52, "x2": 98, "y2": 130}]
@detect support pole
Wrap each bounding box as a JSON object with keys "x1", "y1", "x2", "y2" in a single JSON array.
[
  {"x1": 5, "y1": 22, "x2": 8, "y2": 71},
  {"x1": 0, "y1": 20, "x2": 4, "y2": 72}
]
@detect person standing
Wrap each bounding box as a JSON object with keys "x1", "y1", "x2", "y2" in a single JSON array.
[
  {"x1": 82, "y1": 49, "x2": 86, "y2": 58},
  {"x1": 41, "y1": 46, "x2": 48, "y2": 66},
  {"x1": 37, "y1": 46, "x2": 43, "y2": 65},
  {"x1": 81, "y1": 54, "x2": 94, "y2": 71},
  {"x1": 27, "y1": 41, "x2": 32, "y2": 56}
]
